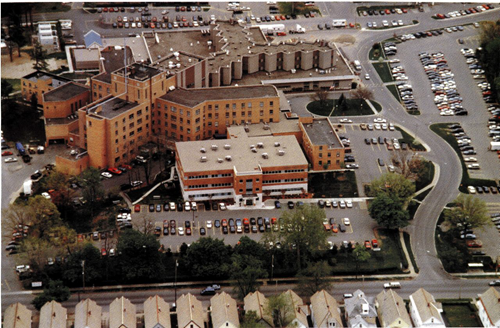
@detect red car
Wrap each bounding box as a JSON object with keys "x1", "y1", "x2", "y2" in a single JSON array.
[
  {"x1": 276, "y1": 32, "x2": 287, "y2": 36},
  {"x1": 402, "y1": 8, "x2": 408, "y2": 13},
  {"x1": 122, "y1": 164, "x2": 133, "y2": 170},
  {"x1": 364, "y1": 240, "x2": 372, "y2": 249},
  {"x1": 186, "y1": 227, "x2": 192, "y2": 235},
  {"x1": 2, "y1": 151, "x2": 13, "y2": 156},
  {"x1": 385, "y1": 9, "x2": 391, "y2": 15},
  {"x1": 101, "y1": 248, "x2": 107, "y2": 256},
  {"x1": 281, "y1": 15, "x2": 286, "y2": 20},
  {"x1": 222, "y1": 219, "x2": 228, "y2": 227},
  {"x1": 331, "y1": 223, "x2": 339, "y2": 233},
  {"x1": 134, "y1": 204, "x2": 141, "y2": 212},
  {"x1": 108, "y1": 167, "x2": 122, "y2": 175},
  {"x1": 275, "y1": 15, "x2": 281, "y2": 20},
  {"x1": 372, "y1": 239, "x2": 379, "y2": 248}
]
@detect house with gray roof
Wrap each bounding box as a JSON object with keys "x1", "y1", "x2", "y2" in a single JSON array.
[
  {"x1": 476, "y1": 287, "x2": 500, "y2": 328},
  {"x1": 210, "y1": 292, "x2": 239, "y2": 328},
  {"x1": 176, "y1": 293, "x2": 204, "y2": 328},
  {"x1": 375, "y1": 289, "x2": 412, "y2": 328},
  {"x1": 244, "y1": 291, "x2": 273, "y2": 328},
  {"x1": 409, "y1": 288, "x2": 445, "y2": 328},
  {"x1": 109, "y1": 297, "x2": 136, "y2": 328},
  {"x1": 3, "y1": 302, "x2": 32, "y2": 328},
  {"x1": 310, "y1": 290, "x2": 343, "y2": 328},
  {"x1": 144, "y1": 295, "x2": 171, "y2": 328},
  {"x1": 39, "y1": 300, "x2": 67, "y2": 328},
  {"x1": 344, "y1": 290, "x2": 377, "y2": 328},
  {"x1": 75, "y1": 298, "x2": 102, "y2": 328}
]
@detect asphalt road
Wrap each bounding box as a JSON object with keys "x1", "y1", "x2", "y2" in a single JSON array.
[{"x1": 3, "y1": 1, "x2": 500, "y2": 312}]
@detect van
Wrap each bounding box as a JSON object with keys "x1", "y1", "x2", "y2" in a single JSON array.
[
  {"x1": 354, "y1": 60, "x2": 362, "y2": 71},
  {"x1": 384, "y1": 282, "x2": 401, "y2": 289}
]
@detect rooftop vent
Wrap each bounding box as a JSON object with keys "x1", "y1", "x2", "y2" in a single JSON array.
[
  {"x1": 224, "y1": 144, "x2": 231, "y2": 150},
  {"x1": 251, "y1": 147, "x2": 257, "y2": 153},
  {"x1": 274, "y1": 142, "x2": 280, "y2": 147},
  {"x1": 200, "y1": 148, "x2": 206, "y2": 153},
  {"x1": 200, "y1": 156, "x2": 207, "y2": 162},
  {"x1": 217, "y1": 158, "x2": 223, "y2": 163},
  {"x1": 257, "y1": 142, "x2": 264, "y2": 148},
  {"x1": 278, "y1": 149, "x2": 285, "y2": 156},
  {"x1": 225, "y1": 155, "x2": 232, "y2": 161},
  {"x1": 262, "y1": 153, "x2": 269, "y2": 159},
  {"x1": 211, "y1": 145, "x2": 218, "y2": 151},
  {"x1": 250, "y1": 145, "x2": 255, "y2": 149}
]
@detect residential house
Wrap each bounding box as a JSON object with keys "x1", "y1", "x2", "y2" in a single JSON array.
[
  {"x1": 344, "y1": 290, "x2": 377, "y2": 328},
  {"x1": 143, "y1": 295, "x2": 171, "y2": 328},
  {"x1": 210, "y1": 292, "x2": 239, "y2": 328},
  {"x1": 409, "y1": 288, "x2": 445, "y2": 328},
  {"x1": 109, "y1": 297, "x2": 136, "y2": 328},
  {"x1": 243, "y1": 291, "x2": 273, "y2": 328},
  {"x1": 310, "y1": 290, "x2": 343, "y2": 328},
  {"x1": 476, "y1": 287, "x2": 500, "y2": 328},
  {"x1": 375, "y1": 289, "x2": 412, "y2": 328},
  {"x1": 39, "y1": 300, "x2": 67, "y2": 328},
  {"x1": 3, "y1": 302, "x2": 32, "y2": 328},
  {"x1": 75, "y1": 298, "x2": 102, "y2": 328},
  {"x1": 176, "y1": 293, "x2": 204, "y2": 328},
  {"x1": 282, "y1": 289, "x2": 309, "y2": 328}
]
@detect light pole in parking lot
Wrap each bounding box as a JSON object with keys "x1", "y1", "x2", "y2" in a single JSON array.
[{"x1": 174, "y1": 259, "x2": 178, "y2": 307}]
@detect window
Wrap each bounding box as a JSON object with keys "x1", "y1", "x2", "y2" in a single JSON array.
[
  {"x1": 137, "y1": 110, "x2": 142, "y2": 116},
  {"x1": 215, "y1": 104, "x2": 219, "y2": 110},
  {"x1": 260, "y1": 102, "x2": 264, "y2": 107},
  {"x1": 248, "y1": 102, "x2": 252, "y2": 108},
  {"x1": 232, "y1": 103, "x2": 236, "y2": 109},
  {"x1": 195, "y1": 109, "x2": 200, "y2": 115},
  {"x1": 208, "y1": 104, "x2": 212, "y2": 110},
  {"x1": 225, "y1": 104, "x2": 230, "y2": 110},
  {"x1": 115, "y1": 122, "x2": 118, "y2": 128},
  {"x1": 137, "y1": 90, "x2": 140, "y2": 99},
  {"x1": 129, "y1": 114, "x2": 134, "y2": 120},
  {"x1": 248, "y1": 111, "x2": 252, "y2": 117},
  {"x1": 171, "y1": 106, "x2": 176, "y2": 112},
  {"x1": 242, "y1": 111, "x2": 245, "y2": 117},
  {"x1": 270, "y1": 110, "x2": 274, "y2": 114},
  {"x1": 319, "y1": 153, "x2": 323, "y2": 158},
  {"x1": 180, "y1": 109, "x2": 183, "y2": 115},
  {"x1": 270, "y1": 101, "x2": 274, "y2": 106}
]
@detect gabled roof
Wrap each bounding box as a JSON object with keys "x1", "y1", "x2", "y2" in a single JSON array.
[
  {"x1": 210, "y1": 292, "x2": 239, "y2": 328},
  {"x1": 144, "y1": 295, "x2": 171, "y2": 328},
  {"x1": 3, "y1": 302, "x2": 32, "y2": 328},
  {"x1": 84, "y1": 30, "x2": 102, "y2": 48},
  {"x1": 410, "y1": 288, "x2": 444, "y2": 324},
  {"x1": 282, "y1": 289, "x2": 308, "y2": 328},
  {"x1": 109, "y1": 296, "x2": 136, "y2": 328},
  {"x1": 375, "y1": 289, "x2": 411, "y2": 328},
  {"x1": 39, "y1": 300, "x2": 67, "y2": 328},
  {"x1": 479, "y1": 287, "x2": 500, "y2": 325},
  {"x1": 244, "y1": 291, "x2": 273, "y2": 327},
  {"x1": 176, "y1": 293, "x2": 204, "y2": 328},
  {"x1": 75, "y1": 299, "x2": 102, "y2": 328},
  {"x1": 310, "y1": 290, "x2": 342, "y2": 328},
  {"x1": 345, "y1": 289, "x2": 377, "y2": 323}
]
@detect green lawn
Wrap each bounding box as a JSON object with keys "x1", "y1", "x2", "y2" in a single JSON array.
[
  {"x1": 372, "y1": 62, "x2": 393, "y2": 83},
  {"x1": 332, "y1": 229, "x2": 407, "y2": 274},
  {"x1": 3, "y1": 78, "x2": 21, "y2": 92},
  {"x1": 430, "y1": 123, "x2": 497, "y2": 192},
  {"x1": 442, "y1": 303, "x2": 481, "y2": 328},
  {"x1": 415, "y1": 161, "x2": 435, "y2": 191},
  {"x1": 369, "y1": 44, "x2": 386, "y2": 60},
  {"x1": 308, "y1": 171, "x2": 358, "y2": 198},
  {"x1": 307, "y1": 99, "x2": 377, "y2": 116},
  {"x1": 403, "y1": 232, "x2": 419, "y2": 273},
  {"x1": 395, "y1": 127, "x2": 426, "y2": 151},
  {"x1": 386, "y1": 84, "x2": 401, "y2": 102},
  {"x1": 279, "y1": 2, "x2": 320, "y2": 15},
  {"x1": 414, "y1": 188, "x2": 432, "y2": 202}
]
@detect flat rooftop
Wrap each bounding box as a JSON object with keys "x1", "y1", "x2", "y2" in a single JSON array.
[
  {"x1": 113, "y1": 62, "x2": 162, "y2": 81},
  {"x1": 303, "y1": 118, "x2": 343, "y2": 148},
  {"x1": 102, "y1": 36, "x2": 149, "y2": 63},
  {"x1": 46, "y1": 117, "x2": 78, "y2": 125},
  {"x1": 160, "y1": 85, "x2": 278, "y2": 107},
  {"x1": 43, "y1": 82, "x2": 88, "y2": 102},
  {"x1": 88, "y1": 97, "x2": 139, "y2": 120},
  {"x1": 176, "y1": 135, "x2": 307, "y2": 173},
  {"x1": 100, "y1": 46, "x2": 134, "y2": 74},
  {"x1": 92, "y1": 72, "x2": 111, "y2": 84},
  {"x1": 227, "y1": 112, "x2": 301, "y2": 138},
  {"x1": 23, "y1": 70, "x2": 71, "y2": 83}
]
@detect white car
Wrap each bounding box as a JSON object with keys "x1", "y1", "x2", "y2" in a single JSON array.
[
  {"x1": 467, "y1": 164, "x2": 480, "y2": 170},
  {"x1": 365, "y1": 73, "x2": 370, "y2": 80},
  {"x1": 41, "y1": 192, "x2": 51, "y2": 200},
  {"x1": 206, "y1": 220, "x2": 213, "y2": 229},
  {"x1": 131, "y1": 180, "x2": 143, "y2": 187},
  {"x1": 381, "y1": 123, "x2": 388, "y2": 130},
  {"x1": 343, "y1": 218, "x2": 351, "y2": 225},
  {"x1": 101, "y1": 172, "x2": 112, "y2": 179},
  {"x1": 219, "y1": 202, "x2": 227, "y2": 210},
  {"x1": 382, "y1": 20, "x2": 389, "y2": 27},
  {"x1": 374, "y1": 118, "x2": 387, "y2": 123},
  {"x1": 131, "y1": 22, "x2": 136, "y2": 28},
  {"x1": 345, "y1": 164, "x2": 359, "y2": 169},
  {"x1": 339, "y1": 200, "x2": 346, "y2": 208},
  {"x1": 464, "y1": 157, "x2": 477, "y2": 162},
  {"x1": 346, "y1": 200, "x2": 353, "y2": 208},
  {"x1": 4, "y1": 157, "x2": 17, "y2": 163},
  {"x1": 340, "y1": 118, "x2": 353, "y2": 123},
  {"x1": 389, "y1": 123, "x2": 395, "y2": 131},
  {"x1": 178, "y1": 227, "x2": 185, "y2": 235},
  {"x1": 161, "y1": 10, "x2": 168, "y2": 14},
  {"x1": 374, "y1": 123, "x2": 381, "y2": 130},
  {"x1": 467, "y1": 186, "x2": 477, "y2": 194},
  {"x1": 169, "y1": 202, "x2": 176, "y2": 211},
  {"x1": 398, "y1": 19, "x2": 403, "y2": 26},
  {"x1": 184, "y1": 201, "x2": 191, "y2": 211}
]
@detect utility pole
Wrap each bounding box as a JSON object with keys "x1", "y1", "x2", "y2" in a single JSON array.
[
  {"x1": 81, "y1": 260, "x2": 85, "y2": 298},
  {"x1": 174, "y1": 259, "x2": 179, "y2": 308}
]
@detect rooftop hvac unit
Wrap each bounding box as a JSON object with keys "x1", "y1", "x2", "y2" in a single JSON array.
[
  {"x1": 200, "y1": 156, "x2": 207, "y2": 162},
  {"x1": 263, "y1": 124, "x2": 270, "y2": 130},
  {"x1": 278, "y1": 150, "x2": 285, "y2": 156},
  {"x1": 200, "y1": 148, "x2": 206, "y2": 153},
  {"x1": 251, "y1": 147, "x2": 257, "y2": 153},
  {"x1": 257, "y1": 142, "x2": 264, "y2": 148},
  {"x1": 217, "y1": 158, "x2": 223, "y2": 163},
  {"x1": 244, "y1": 127, "x2": 250, "y2": 132},
  {"x1": 211, "y1": 145, "x2": 218, "y2": 151},
  {"x1": 225, "y1": 155, "x2": 232, "y2": 161},
  {"x1": 224, "y1": 144, "x2": 231, "y2": 150},
  {"x1": 250, "y1": 145, "x2": 255, "y2": 149},
  {"x1": 262, "y1": 153, "x2": 269, "y2": 159},
  {"x1": 274, "y1": 142, "x2": 280, "y2": 147}
]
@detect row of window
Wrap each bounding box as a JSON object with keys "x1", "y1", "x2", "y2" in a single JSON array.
[
  {"x1": 263, "y1": 169, "x2": 306, "y2": 174},
  {"x1": 191, "y1": 192, "x2": 232, "y2": 198},
  {"x1": 263, "y1": 178, "x2": 305, "y2": 184},
  {"x1": 318, "y1": 151, "x2": 341, "y2": 158}
]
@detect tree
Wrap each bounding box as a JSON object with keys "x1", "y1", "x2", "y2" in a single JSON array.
[
  {"x1": 42, "y1": 170, "x2": 76, "y2": 219},
  {"x1": 231, "y1": 254, "x2": 267, "y2": 300},
  {"x1": 2, "y1": 202, "x2": 33, "y2": 239},
  {"x1": 309, "y1": 89, "x2": 329, "y2": 106},
  {"x1": 80, "y1": 168, "x2": 105, "y2": 218},
  {"x1": 1, "y1": 79, "x2": 13, "y2": 99},
  {"x1": 32, "y1": 280, "x2": 70, "y2": 310},
  {"x1": 265, "y1": 294, "x2": 295, "y2": 328},
  {"x1": 390, "y1": 151, "x2": 429, "y2": 181},
  {"x1": 444, "y1": 194, "x2": 490, "y2": 230},
  {"x1": 338, "y1": 92, "x2": 348, "y2": 112},
  {"x1": 63, "y1": 243, "x2": 102, "y2": 286},
  {"x1": 182, "y1": 237, "x2": 232, "y2": 279},
  {"x1": 241, "y1": 311, "x2": 266, "y2": 328},
  {"x1": 352, "y1": 86, "x2": 374, "y2": 100},
  {"x1": 367, "y1": 172, "x2": 416, "y2": 204},
  {"x1": 30, "y1": 40, "x2": 49, "y2": 71},
  {"x1": 271, "y1": 204, "x2": 329, "y2": 270},
  {"x1": 369, "y1": 193, "x2": 410, "y2": 229},
  {"x1": 27, "y1": 195, "x2": 62, "y2": 238},
  {"x1": 353, "y1": 244, "x2": 371, "y2": 278},
  {"x1": 116, "y1": 229, "x2": 165, "y2": 282},
  {"x1": 133, "y1": 213, "x2": 155, "y2": 235},
  {"x1": 296, "y1": 261, "x2": 332, "y2": 296},
  {"x1": 17, "y1": 237, "x2": 52, "y2": 273}
]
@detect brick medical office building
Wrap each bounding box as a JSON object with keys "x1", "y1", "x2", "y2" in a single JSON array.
[{"x1": 175, "y1": 135, "x2": 308, "y2": 206}]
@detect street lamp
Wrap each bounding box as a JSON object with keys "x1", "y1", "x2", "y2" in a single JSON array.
[
  {"x1": 81, "y1": 260, "x2": 85, "y2": 298},
  {"x1": 174, "y1": 259, "x2": 179, "y2": 308}
]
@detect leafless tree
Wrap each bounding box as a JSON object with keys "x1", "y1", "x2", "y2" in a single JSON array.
[
  {"x1": 351, "y1": 86, "x2": 374, "y2": 100},
  {"x1": 390, "y1": 151, "x2": 426, "y2": 181},
  {"x1": 309, "y1": 89, "x2": 330, "y2": 106},
  {"x1": 133, "y1": 213, "x2": 155, "y2": 235}
]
